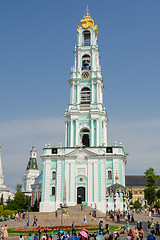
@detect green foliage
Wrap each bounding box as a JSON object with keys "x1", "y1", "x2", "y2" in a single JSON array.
[
  {"x1": 144, "y1": 168, "x2": 159, "y2": 206},
  {"x1": 5, "y1": 184, "x2": 31, "y2": 211},
  {"x1": 144, "y1": 168, "x2": 158, "y2": 188},
  {"x1": 2, "y1": 210, "x2": 15, "y2": 217},
  {"x1": 0, "y1": 194, "x2": 4, "y2": 205},
  {"x1": 156, "y1": 201, "x2": 160, "y2": 208},
  {"x1": 144, "y1": 186, "x2": 156, "y2": 206},
  {"x1": 31, "y1": 198, "x2": 39, "y2": 212},
  {"x1": 133, "y1": 200, "x2": 142, "y2": 209},
  {"x1": 0, "y1": 205, "x2": 4, "y2": 215},
  {"x1": 157, "y1": 189, "x2": 160, "y2": 199}
]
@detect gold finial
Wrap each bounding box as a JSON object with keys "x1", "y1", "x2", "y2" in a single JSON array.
[
  {"x1": 33, "y1": 141, "x2": 35, "y2": 145},
  {"x1": 86, "y1": 5, "x2": 89, "y2": 16},
  {"x1": 115, "y1": 171, "x2": 119, "y2": 180},
  {"x1": 0, "y1": 146, "x2": 1, "y2": 149},
  {"x1": 77, "y1": 6, "x2": 97, "y2": 35}
]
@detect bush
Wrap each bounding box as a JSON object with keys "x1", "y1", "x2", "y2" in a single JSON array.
[
  {"x1": 133, "y1": 200, "x2": 142, "y2": 209},
  {"x1": 156, "y1": 201, "x2": 160, "y2": 208}
]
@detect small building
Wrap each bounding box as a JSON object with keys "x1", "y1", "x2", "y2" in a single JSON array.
[
  {"x1": 31, "y1": 172, "x2": 42, "y2": 206},
  {"x1": 125, "y1": 175, "x2": 160, "y2": 205},
  {"x1": 23, "y1": 144, "x2": 40, "y2": 197},
  {"x1": 0, "y1": 146, "x2": 15, "y2": 204}
]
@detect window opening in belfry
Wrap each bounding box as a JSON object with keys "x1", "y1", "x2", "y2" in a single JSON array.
[
  {"x1": 83, "y1": 31, "x2": 90, "y2": 46},
  {"x1": 82, "y1": 55, "x2": 91, "y2": 70},
  {"x1": 81, "y1": 87, "x2": 90, "y2": 104},
  {"x1": 80, "y1": 128, "x2": 90, "y2": 147}
]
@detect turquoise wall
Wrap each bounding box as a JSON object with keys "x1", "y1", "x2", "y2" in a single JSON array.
[
  {"x1": 98, "y1": 161, "x2": 101, "y2": 202},
  {"x1": 68, "y1": 164, "x2": 71, "y2": 202},
  {"x1": 61, "y1": 160, "x2": 65, "y2": 202},
  {"x1": 75, "y1": 85, "x2": 77, "y2": 103},
  {"x1": 93, "y1": 120, "x2": 96, "y2": 146},
  {"x1": 92, "y1": 163, "x2": 94, "y2": 202},
  {"x1": 73, "y1": 120, "x2": 76, "y2": 147},
  {"x1": 41, "y1": 160, "x2": 46, "y2": 202}
]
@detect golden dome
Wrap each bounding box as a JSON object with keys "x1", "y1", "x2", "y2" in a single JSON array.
[{"x1": 77, "y1": 6, "x2": 97, "y2": 35}]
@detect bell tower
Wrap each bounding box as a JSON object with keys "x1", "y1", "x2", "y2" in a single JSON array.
[{"x1": 65, "y1": 7, "x2": 108, "y2": 148}]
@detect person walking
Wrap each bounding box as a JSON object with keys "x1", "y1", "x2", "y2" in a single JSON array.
[
  {"x1": 72, "y1": 221, "x2": 75, "y2": 235},
  {"x1": 38, "y1": 226, "x2": 41, "y2": 240},
  {"x1": 134, "y1": 226, "x2": 139, "y2": 240},
  {"x1": 27, "y1": 216, "x2": 30, "y2": 226},
  {"x1": 155, "y1": 222, "x2": 159, "y2": 235},
  {"x1": 29, "y1": 234, "x2": 32, "y2": 240},
  {"x1": 3, "y1": 225, "x2": 8, "y2": 240}
]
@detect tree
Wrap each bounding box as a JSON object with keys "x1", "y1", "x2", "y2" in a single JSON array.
[
  {"x1": 144, "y1": 168, "x2": 158, "y2": 187},
  {"x1": 133, "y1": 200, "x2": 141, "y2": 209},
  {"x1": 0, "y1": 194, "x2": 4, "y2": 205},
  {"x1": 5, "y1": 184, "x2": 31, "y2": 211},
  {"x1": 144, "y1": 168, "x2": 158, "y2": 206},
  {"x1": 157, "y1": 189, "x2": 160, "y2": 199}
]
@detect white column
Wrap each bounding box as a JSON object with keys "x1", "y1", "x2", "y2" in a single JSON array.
[
  {"x1": 76, "y1": 120, "x2": 79, "y2": 146},
  {"x1": 65, "y1": 121, "x2": 68, "y2": 147},
  {"x1": 88, "y1": 162, "x2": 92, "y2": 203},
  {"x1": 56, "y1": 159, "x2": 62, "y2": 203},
  {"x1": 65, "y1": 162, "x2": 69, "y2": 205},
  {"x1": 96, "y1": 83, "x2": 99, "y2": 103},
  {"x1": 70, "y1": 120, "x2": 73, "y2": 147},
  {"x1": 91, "y1": 119, "x2": 94, "y2": 147},
  {"x1": 91, "y1": 81, "x2": 94, "y2": 103},
  {"x1": 94, "y1": 162, "x2": 98, "y2": 202},
  {"x1": 103, "y1": 121, "x2": 106, "y2": 146},
  {"x1": 44, "y1": 160, "x2": 51, "y2": 202},
  {"x1": 70, "y1": 162, "x2": 75, "y2": 204},
  {"x1": 96, "y1": 119, "x2": 99, "y2": 146},
  {"x1": 77, "y1": 82, "x2": 80, "y2": 105}
]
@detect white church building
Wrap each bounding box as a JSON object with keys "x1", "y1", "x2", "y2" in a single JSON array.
[
  {"x1": 0, "y1": 146, "x2": 15, "y2": 203},
  {"x1": 23, "y1": 145, "x2": 40, "y2": 197},
  {"x1": 40, "y1": 8, "x2": 128, "y2": 213}
]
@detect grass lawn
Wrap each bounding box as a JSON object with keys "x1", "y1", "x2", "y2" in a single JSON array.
[{"x1": 8, "y1": 225, "x2": 121, "y2": 236}]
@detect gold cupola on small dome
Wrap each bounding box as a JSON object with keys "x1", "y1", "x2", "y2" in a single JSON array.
[
  {"x1": 77, "y1": 6, "x2": 97, "y2": 35},
  {"x1": 115, "y1": 171, "x2": 119, "y2": 180}
]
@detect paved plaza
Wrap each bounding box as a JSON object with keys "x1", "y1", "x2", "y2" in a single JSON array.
[{"x1": 1, "y1": 206, "x2": 160, "y2": 240}]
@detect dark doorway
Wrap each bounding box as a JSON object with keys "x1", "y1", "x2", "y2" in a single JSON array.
[
  {"x1": 82, "y1": 134, "x2": 90, "y2": 147},
  {"x1": 77, "y1": 187, "x2": 85, "y2": 204}
]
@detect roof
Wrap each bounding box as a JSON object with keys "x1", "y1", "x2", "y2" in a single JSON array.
[
  {"x1": 34, "y1": 172, "x2": 42, "y2": 185},
  {"x1": 125, "y1": 175, "x2": 160, "y2": 187},
  {"x1": 107, "y1": 183, "x2": 127, "y2": 192}
]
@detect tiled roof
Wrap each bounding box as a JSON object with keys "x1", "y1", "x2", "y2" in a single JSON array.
[{"x1": 125, "y1": 175, "x2": 160, "y2": 187}]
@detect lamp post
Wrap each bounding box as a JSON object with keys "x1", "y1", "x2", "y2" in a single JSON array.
[{"x1": 60, "y1": 203, "x2": 68, "y2": 226}]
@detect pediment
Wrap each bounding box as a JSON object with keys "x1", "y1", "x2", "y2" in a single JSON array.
[{"x1": 65, "y1": 148, "x2": 98, "y2": 159}]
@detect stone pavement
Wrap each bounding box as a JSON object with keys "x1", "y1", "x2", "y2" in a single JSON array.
[{"x1": 1, "y1": 207, "x2": 160, "y2": 240}]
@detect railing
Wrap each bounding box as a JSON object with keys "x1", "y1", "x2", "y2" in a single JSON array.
[{"x1": 80, "y1": 104, "x2": 90, "y2": 111}]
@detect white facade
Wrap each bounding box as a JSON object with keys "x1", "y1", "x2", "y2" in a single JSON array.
[
  {"x1": 23, "y1": 145, "x2": 40, "y2": 196},
  {"x1": 0, "y1": 147, "x2": 15, "y2": 204},
  {"x1": 40, "y1": 9, "x2": 127, "y2": 213}
]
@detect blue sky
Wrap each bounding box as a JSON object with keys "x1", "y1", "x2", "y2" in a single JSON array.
[{"x1": 0, "y1": 0, "x2": 160, "y2": 188}]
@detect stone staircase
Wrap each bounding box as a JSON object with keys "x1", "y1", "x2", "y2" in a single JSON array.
[{"x1": 27, "y1": 205, "x2": 106, "y2": 227}]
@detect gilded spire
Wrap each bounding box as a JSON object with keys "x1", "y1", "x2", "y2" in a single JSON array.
[{"x1": 77, "y1": 6, "x2": 97, "y2": 35}]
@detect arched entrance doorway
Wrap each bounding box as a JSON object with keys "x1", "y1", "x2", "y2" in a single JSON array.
[{"x1": 77, "y1": 187, "x2": 85, "y2": 204}]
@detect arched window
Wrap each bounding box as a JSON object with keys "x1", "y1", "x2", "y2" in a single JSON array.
[
  {"x1": 51, "y1": 186, "x2": 55, "y2": 196},
  {"x1": 52, "y1": 171, "x2": 56, "y2": 180},
  {"x1": 108, "y1": 170, "x2": 112, "y2": 179},
  {"x1": 81, "y1": 87, "x2": 90, "y2": 105},
  {"x1": 83, "y1": 31, "x2": 91, "y2": 46},
  {"x1": 80, "y1": 128, "x2": 90, "y2": 147},
  {"x1": 82, "y1": 55, "x2": 91, "y2": 70}
]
